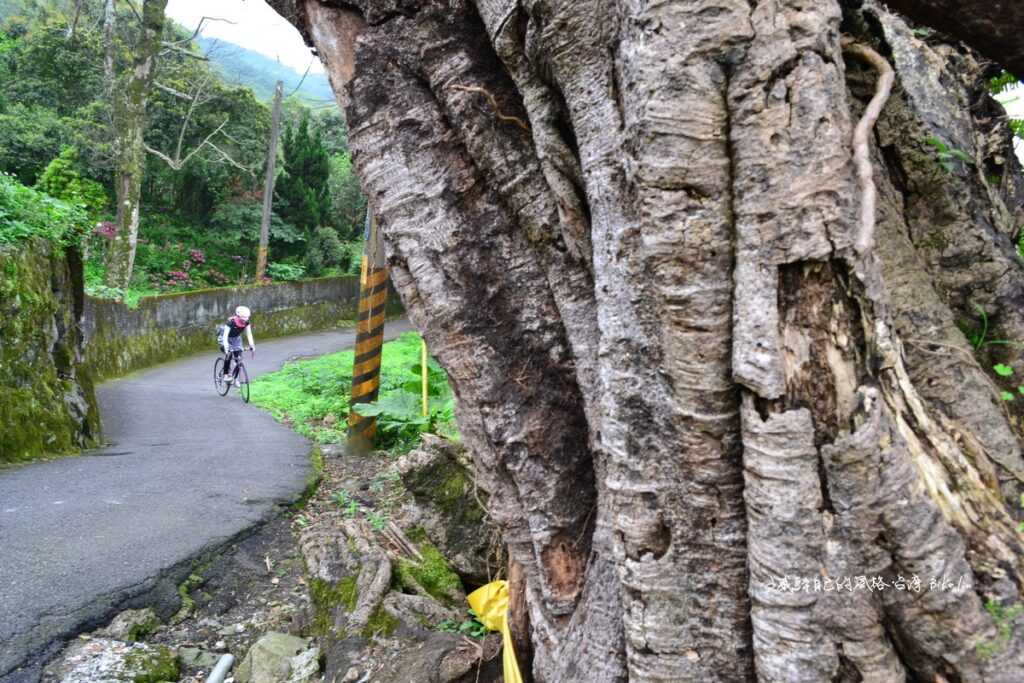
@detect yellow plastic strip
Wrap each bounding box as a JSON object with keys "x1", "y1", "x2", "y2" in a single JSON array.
[{"x1": 467, "y1": 581, "x2": 523, "y2": 683}]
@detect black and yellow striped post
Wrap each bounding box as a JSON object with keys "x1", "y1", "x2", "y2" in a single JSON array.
[{"x1": 348, "y1": 207, "x2": 388, "y2": 452}]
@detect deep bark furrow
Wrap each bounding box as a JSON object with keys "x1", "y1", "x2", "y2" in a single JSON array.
[{"x1": 823, "y1": 388, "x2": 1024, "y2": 680}]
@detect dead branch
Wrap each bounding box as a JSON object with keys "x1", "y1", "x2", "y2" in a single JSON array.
[
  {"x1": 144, "y1": 118, "x2": 228, "y2": 170},
  {"x1": 160, "y1": 43, "x2": 209, "y2": 60},
  {"x1": 842, "y1": 37, "x2": 895, "y2": 256},
  {"x1": 153, "y1": 82, "x2": 191, "y2": 100},
  {"x1": 163, "y1": 15, "x2": 236, "y2": 48},
  {"x1": 449, "y1": 84, "x2": 530, "y2": 132}
]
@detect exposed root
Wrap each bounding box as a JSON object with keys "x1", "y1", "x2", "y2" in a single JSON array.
[
  {"x1": 449, "y1": 84, "x2": 531, "y2": 132},
  {"x1": 842, "y1": 37, "x2": 895, "y2": 256}
]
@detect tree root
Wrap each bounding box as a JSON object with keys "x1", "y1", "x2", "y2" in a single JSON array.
[{"x1": 842, "y1": 37, "x2": 895, "y2": 255}]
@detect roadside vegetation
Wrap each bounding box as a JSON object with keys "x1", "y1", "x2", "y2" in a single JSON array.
[
  {"x1": 250, "y1": 332, "x2": 458, "y2": 453},
  {"x1": 0, "y1": 0, "x2": 366, "y2": 306}
]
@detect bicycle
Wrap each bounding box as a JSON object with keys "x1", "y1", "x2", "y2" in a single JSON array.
[{"x1": 214, "y1": 348, "x2": 253, "y2": 403}]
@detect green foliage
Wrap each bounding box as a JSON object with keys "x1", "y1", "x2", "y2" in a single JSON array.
[
  {"x1": 35, "y1": 147, "x2": 107, "y2": 217},
  {"x1": 438, "y1": 610, "x2": 488, "y2": 638},
  {"x1": 925, "y1": 137, "x2": 974, "y2": 173},
  {"x1": 0, "y1": 171, "x2": 88, "y2": 246},
  {"x1": 990, "y1": 72, "x2": 1019, "y2": 96},
  {"x1": 250, "y1": 332, "x2": 455, "y2": 450},
  {"x1": 0, "y1": 103, "x2": 67, "y2": 184},
  {"x1": 305, "y1": 226, "x2": 350, "y2": 276},
  {"x1": 278, "y1": 110, "x2": 331, "y2": 241},
  {"x1": 266, "y1": 261, "x2": 306, "y2": 281}
]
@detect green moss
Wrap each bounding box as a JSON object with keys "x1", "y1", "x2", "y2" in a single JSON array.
[
  {"x1": 0, "y1": 239, "x2": 100, "y2": 464},
  {"x1": 171, "y1": 573, "x2": 204, "y2": 624},
  {"x1": 361, "y1": 605, "x2": 399, "y2": 639},
  {"x1": 405, "y1": 525, "x2": 428, "y2": 544},
  {"x1": 126, "y1": 613, "x2": 160, "y2": 642},
  {"x1": 309, "y1": 575, "x2": 359, "y2": 636},
  {"x1": 394, "y1": 543, "x2": 463, "y2": 606},
  {"x1": 124, "y1": 645, "x2": 180, "y2": 683}
]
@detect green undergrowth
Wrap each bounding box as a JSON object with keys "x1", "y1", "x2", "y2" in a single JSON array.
[
  {"x1": 393, "y1": 542, "x2": 463, "y2": 607},
  {"x1": 250, "y1": 331, "x2": 457, "y2": 452}
]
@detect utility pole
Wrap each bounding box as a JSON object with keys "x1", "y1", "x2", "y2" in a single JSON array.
[
  {"x1": 256, "y1": 80, "x2": 284, "y2": 281},
  {"x1": 347, "y1": 206, "x2": 389, "y2": 452}
]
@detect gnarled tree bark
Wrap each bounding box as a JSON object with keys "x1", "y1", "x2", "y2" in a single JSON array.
[{"x1": 269, "y1": 0, "x2": 1024, "y2": 680}]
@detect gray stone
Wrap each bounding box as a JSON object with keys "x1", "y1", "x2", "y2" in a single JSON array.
[
  {"x1": 96, "y1": 608, "x2": 161, "y2": 642},
  {"x1": 235, "y1": 632, "x2": 316, "y2": 683},
  {"x1": 42, "y1": 638, "x2": 179, "y2": 683},
  {"x1": 383, "y1": 593, "x2": 461, "y2": 630},
  {"x1": 179, "y1": 647, "x2": 222, "y2": 669}
]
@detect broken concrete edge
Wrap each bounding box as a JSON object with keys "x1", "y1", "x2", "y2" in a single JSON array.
[{"x1": 1, "y1": 445, "x2": 321, "y2": 682}]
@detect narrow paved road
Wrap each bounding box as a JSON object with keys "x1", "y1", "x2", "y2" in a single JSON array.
[{"x1": 0, "y1": 320, "x2": 414, "y2": 682}]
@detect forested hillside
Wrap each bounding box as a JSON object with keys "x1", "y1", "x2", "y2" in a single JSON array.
[
  {"x1": 196, "y1": 35, "x2": 334, "y2": 104},
  {"x1": 0, "y1": 0, "x2": 363, "y2": 305}
]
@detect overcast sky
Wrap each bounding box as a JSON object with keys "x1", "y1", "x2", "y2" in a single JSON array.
[{"x1": 165, "y1": 0, "x2": 324, "y2": 74}]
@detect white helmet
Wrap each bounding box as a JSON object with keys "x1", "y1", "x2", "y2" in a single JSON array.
[{"x1": 235, "y1": 305, "x2": 251, "y2": 320}]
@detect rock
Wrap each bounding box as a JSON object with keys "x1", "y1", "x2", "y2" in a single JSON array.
[
  {"x1": 214, "y1": 640, "x2": 227, "y2": 651},
  {"x1": 179, "y1": 647, "x2": 221, "y2": 670},
  {"x1": 287, "y1": 647, "x2": 320, "y2": 683},
  {"x1": 397, "y1": 436, "x2": 498, "y2": 584},
  {"x1": 342, "y1": 666, "x2": 360, "y2": 682},
  {"x1": 42, "y1": 638, "x2": 179, "y2": 683},
  {"x1": 235, "y1": 632, "x2": 318, "y2": 683},
  {"x1": 96, "y1": 608, "x2": 161, "y2": 642},
  {"x1": 322, "y1": 636, "x2": 368, "y2": 683}
]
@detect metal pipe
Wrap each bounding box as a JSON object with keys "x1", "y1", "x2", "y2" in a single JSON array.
[{"x1": 206, "y1": 653, "x2": 235, "y2": 683}]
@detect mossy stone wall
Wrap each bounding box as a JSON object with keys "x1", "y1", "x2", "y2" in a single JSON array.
[
  {"x1": 82, "y1": 276, "x2": 403, "y2": 381},
  {"x1": 1, "y1": 239, "x2": 101, "y2": 464}
]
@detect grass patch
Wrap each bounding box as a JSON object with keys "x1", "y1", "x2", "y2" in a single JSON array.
[{"x1": 250, "y1": 331, "x2": 457, "y2": 452}]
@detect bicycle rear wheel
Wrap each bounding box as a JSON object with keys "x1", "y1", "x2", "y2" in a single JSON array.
[
  {"x1": 214, "y1": 357, "x2": 229, "y2": 396},
  {"x1": 236, "y1": 363, "x2": 250, "y2": 403}
]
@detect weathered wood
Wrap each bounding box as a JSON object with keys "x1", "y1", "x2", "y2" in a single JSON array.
[{"x1": 256, "y1": 80, "x2": 284, "y2": 281}]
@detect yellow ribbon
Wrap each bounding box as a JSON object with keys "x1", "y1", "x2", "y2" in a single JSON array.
[{"x1": 467, "y1": 580, "x2": 523, "y2": 683}]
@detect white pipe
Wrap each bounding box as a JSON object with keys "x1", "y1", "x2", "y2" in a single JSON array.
[{"x1": 206, "y1": 653, "x2": 235, "y2": 683}]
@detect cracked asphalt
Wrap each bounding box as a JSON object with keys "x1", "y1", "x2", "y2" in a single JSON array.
[{"x1": 0, "y1": 320, "x2": 414, "y2": 681}]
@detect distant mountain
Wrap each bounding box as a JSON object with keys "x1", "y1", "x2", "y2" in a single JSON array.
[{"x1": 196, "y1": 35, "x2": 334, "y2": 104}]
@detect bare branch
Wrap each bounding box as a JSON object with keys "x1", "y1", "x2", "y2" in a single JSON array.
[
  {"x1": 286, "y1": 57, "x2": 316, "y2": 98},
  {"x1": 163, "y1": 15, "x2": 237, "y2": 47},
  {"x1": 153, "y1": 82, "x2": 191, "y2": 100},
  {"x1": 206, "y1": 142, "x2": 259, "y2": 177},
  {"x1": 160, "y1": 43, "x2": 210, "y2": 60},
  {"x1": 842, "y1": 37, "x2": 895, "y2": 256}
]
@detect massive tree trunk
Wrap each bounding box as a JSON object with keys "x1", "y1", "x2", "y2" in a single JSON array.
[
  {"x1": 104, "y1": 0, "x2": 167, "y2": 290},
  {"x1": 270, "y1": 0, "x2": 1024, "y2": 679}
]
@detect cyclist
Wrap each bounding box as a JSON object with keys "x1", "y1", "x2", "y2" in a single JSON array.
[{"x1": 220, "y1": 305, "x2": 255, "y2": 383}]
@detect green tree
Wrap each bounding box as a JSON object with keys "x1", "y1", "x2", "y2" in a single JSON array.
[
  {"x1": 35, "y1": 146, "x2": 107, "y2": 218},
  {"x1": 277, "y1": 110, "x2": 330, "y2": 240}
]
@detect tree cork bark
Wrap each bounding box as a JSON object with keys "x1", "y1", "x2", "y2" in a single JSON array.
[{"x1": 269, "y1": 0, "x2": 1024, "y2": 679}]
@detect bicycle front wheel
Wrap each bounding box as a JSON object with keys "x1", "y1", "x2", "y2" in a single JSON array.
[
  {"x1": 236, "y1": 363, "x2": 250, "y2": 403},
  {"x1": 214, "y1": 357, "x2": 229, "y2": 396}
]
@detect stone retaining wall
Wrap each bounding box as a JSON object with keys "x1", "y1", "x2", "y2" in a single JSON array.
[{"x1": 83, "y1": 276, "x2": 403, "y2": 381}]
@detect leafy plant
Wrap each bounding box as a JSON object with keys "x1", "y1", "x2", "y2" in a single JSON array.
[
  {"x1": 925, "y1": 137, "x2": 974, "y2": 173},
  {"x1": 0, "y1": 171, "x2": 89, "y2": 247},
  {"x1": 365, "y1": 509, "x2": 388, "y2": 531},
  {"x1": 438, "y1": 609, "x2": 488, "y2": 639},
  {"x1": 266, "y1": 261, "x2": 307, "y2": 282}
]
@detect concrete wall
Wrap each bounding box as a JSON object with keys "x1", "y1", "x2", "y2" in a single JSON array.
[{"x1": 83, "y1": 276, "x2": 403, "y2": 381}]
